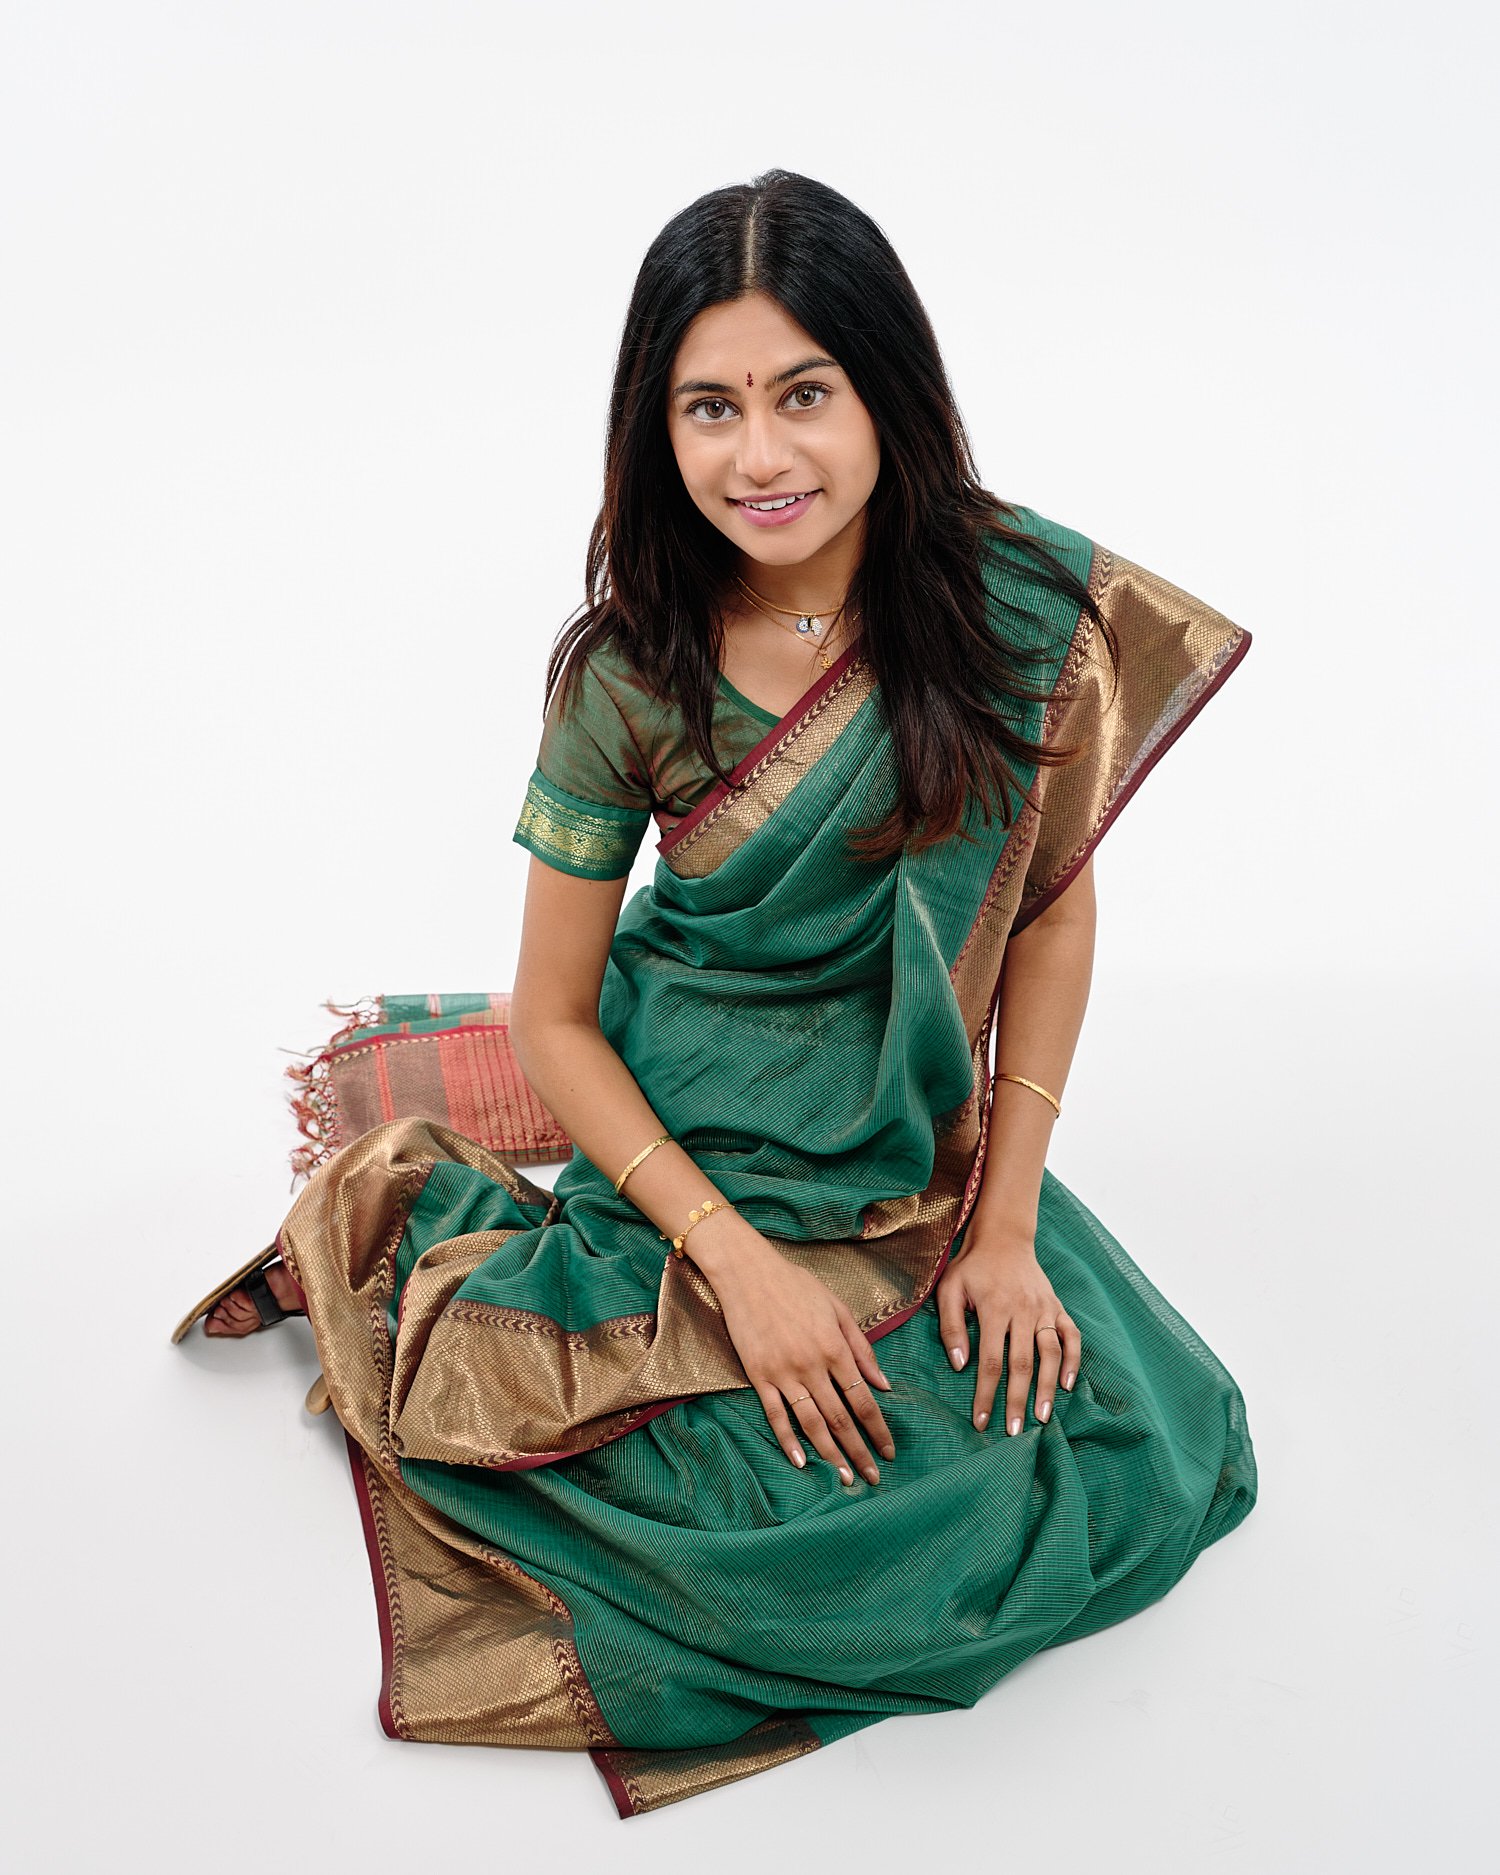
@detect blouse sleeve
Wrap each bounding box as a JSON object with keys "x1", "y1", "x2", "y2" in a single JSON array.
[
  {"x1": 511, "y1": 650, "x2": 655, "y2": 881},
  {"x1": 1012, "y1": 541, "x2": 1253, "y2": 932}
]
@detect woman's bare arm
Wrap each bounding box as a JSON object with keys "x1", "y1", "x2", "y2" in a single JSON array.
[
  {"x1": 971, "y1": 852, "x2": 1097, "y2": 1236},
  {"x1": 507, "y1": 855, "x2": 729, "y2": 1247},
  {"x1": 508, "y1": 853, "x2": 897, "y2": 1483},
  {"x1": 934, "y1": 853, "x2": 1097, "y2": 1433}
]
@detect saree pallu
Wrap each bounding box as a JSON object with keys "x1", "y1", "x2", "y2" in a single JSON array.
[{"x1": 274, "y1": 509, "x2": 1258, "y2": 1816}]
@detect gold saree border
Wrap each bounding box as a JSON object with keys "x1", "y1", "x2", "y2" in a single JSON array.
[
  {"x1": 377, "y1": 1132, "x2": 981, "y2": 1472},
  {"x1": 937, "y1": 541, "x2": 1115, "y2": 1057},
  {"x1": 346, "y1": 1433, "x2": 619, "y2": 1752},
  {"x1": 657, "y1": 636, "x2": 871, "y2": 875},
  {"x1": 591, "y1": 1718, "x2": 822, "y2": 1819},
  {"x1": 1011, "y1": 546, "x2": 1251, "y2": 933},
  {"x1": 281, "y1": 1127, "x2": 623, "y2": 1756}
]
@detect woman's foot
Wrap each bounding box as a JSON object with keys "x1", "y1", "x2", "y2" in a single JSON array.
[{"x1": 205, "y1": 1262, "x2": 306, "y2": 1336}]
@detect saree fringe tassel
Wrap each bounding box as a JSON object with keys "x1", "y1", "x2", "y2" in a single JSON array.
[
  {"x1": 285, "y1": 997, "x2": 388, "y2": 1184},
  {"x1": 284, "y1": 992, "x2": 571, "y2": 1186}
]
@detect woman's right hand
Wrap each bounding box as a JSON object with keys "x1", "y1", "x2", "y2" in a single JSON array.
[{"x1": 688, "y1": 1215, "x2": 897, "y2": 1486}]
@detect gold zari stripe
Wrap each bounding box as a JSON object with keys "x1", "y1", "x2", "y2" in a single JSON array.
[{"x1": 513, "y1": 776, "x2": 645, "y2": 877}]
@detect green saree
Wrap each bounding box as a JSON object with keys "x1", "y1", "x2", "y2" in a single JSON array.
[{"x1": 274, "y1": 503, "x2": 1258, "y2": 1816}]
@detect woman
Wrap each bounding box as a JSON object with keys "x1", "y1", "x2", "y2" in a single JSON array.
[{"x1": 175, "y1": 169, "x2": 1258, "y2": 1818}]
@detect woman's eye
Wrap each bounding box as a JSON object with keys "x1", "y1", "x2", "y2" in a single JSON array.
[{"x1": 684, "y1": 383, "x2": 829, "y2": 423}]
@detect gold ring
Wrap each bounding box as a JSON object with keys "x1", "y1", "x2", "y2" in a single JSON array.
[
  {"x1": 787, "y1": 1392, "x2": 811, "y2": 1406},
  {"x1": 1036, "y1": 1325, "x2": 1061, "y2": 1336},
  {"x1": 842, "y1": 1377, "x2": 867, "y2": 1391}
]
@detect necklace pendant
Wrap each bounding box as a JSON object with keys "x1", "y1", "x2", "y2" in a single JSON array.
[{"x1": 797, "y1": 614, "x2": 823, "y2": 636}]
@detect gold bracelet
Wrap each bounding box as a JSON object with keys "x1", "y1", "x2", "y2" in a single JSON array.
[
  {"x1": 614, "y1": 1134, "x2": 671, "y2": 1196},
  {"x1": 659, "y1": 1198, "x2": 735, "y2": 1259},
  {"x1": 996, "y1": 1072, "x2": 1062, "y2": 1118}
]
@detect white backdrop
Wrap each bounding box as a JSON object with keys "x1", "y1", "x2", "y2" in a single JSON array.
[{"x1": 2, "y1": 3, "x2": 1493, "y2": 1870}]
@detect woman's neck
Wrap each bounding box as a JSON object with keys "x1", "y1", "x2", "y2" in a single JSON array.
[{"x1": 732, "y1": 510, "x2": 866, "y2": 616}]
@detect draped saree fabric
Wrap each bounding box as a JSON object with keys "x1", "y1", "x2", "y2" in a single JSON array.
[{"x1": 273, "y1": 504, "x2": 1258, "y2": 1816}]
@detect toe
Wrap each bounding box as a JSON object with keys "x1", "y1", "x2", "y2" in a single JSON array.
[
  {"x1": 202, "y1": 1265, "x2": 304, "y2": 1337},
  {"x1": 206, "y1": 1290, "x2": 257, "y2": 1336}
]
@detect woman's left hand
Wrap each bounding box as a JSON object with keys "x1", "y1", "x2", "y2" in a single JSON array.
[{"x1": 934, "y1": 1220, "x2": 1081, "y2": 1434}]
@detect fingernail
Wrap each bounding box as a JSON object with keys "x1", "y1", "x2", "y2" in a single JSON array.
[
  {"x1": 950, "y1": 1346, "x2": 967, "y2": 1370},
  {"x1": 864, "y1": 1467, "x2": 880, "y2": 1485},
  {"x1": 881, "y1": 1442, "x2": 896, "y2": 1459},
  {"x1": 975, "y1": 1411, "x2": 989, "y2": 1429},
  {"x1": 1063, "y1": 1371, "x2": 1076, "y2": 1389},
  {"x1": 876, "y1": 1372, "x2": 893, "y2": 1390},
  {"x1": 839, "y1": 1465, "x2": 854, "y2": 1485},
  {"x1": 1038, "y1": 1400, "x2": 1051, "y2": 1422},
  {"x1": 1008, "y1": 1416, "x2": 1021, "y2": 1436},
  {"x1": 791, "y1": 1447, "x2": 806, "y2": 1468}
]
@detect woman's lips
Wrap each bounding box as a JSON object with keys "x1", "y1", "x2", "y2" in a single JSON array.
[{"x1": 729, "y1": 489, "x2": 819, "y2": 528}]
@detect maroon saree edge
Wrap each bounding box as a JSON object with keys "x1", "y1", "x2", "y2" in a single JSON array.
[
  {"x1": 345, "y1": 1433, "x2": 405, "y2": 1742},
  {"x1": 589, "y1": 1747, "x2": 639, "y2": 1819},
  {"x1": 1009, "y1": 624, "x2": 1253, "y2": 938},
  {"x1": 484, "y1": 1396, "x2": 687, "y2": 1471}
]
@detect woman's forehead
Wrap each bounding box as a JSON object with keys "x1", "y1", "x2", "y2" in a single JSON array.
[{"x1": 671, "y1": 292, "x2": 833, "y2": 380}]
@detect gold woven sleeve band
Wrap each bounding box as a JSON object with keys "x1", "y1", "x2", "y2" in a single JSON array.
[{"x1": 614, "y1": 1135, "x2": 672, "y2": 1195}]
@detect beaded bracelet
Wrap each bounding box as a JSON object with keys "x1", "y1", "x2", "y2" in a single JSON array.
[{"x1": 659, "y1": 1198, "x2": 735, "y2": 1259}]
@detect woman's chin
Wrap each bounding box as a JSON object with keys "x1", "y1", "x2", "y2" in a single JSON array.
[{"x1": 735, "y1": 518, "x2": 842, "y2": 564}]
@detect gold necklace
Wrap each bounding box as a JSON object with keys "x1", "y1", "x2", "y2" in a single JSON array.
[
  {"x1": 736, "y1": 587, "x2": 858, "y2": 671},
  {"x1": 733, "y1": 572, "x2": 846, "y2": 642}
]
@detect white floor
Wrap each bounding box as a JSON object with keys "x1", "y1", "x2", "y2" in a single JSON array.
[
  {"x1": 8, "y1": 968, "x2": 1488, "y2": 1874},
  {"x1": 5, "y1": 4, "x2": 1494, "y2": 1867}
]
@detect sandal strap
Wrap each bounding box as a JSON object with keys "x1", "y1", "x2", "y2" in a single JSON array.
[{"x1": 242, "y1": 1265, "x2": 291, "y2": 1329}]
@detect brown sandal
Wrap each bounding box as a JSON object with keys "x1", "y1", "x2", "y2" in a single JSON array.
[
  {"x1": 172, "y1": 1243, "x2": 330, "y2": 1415},
  {"x1": 170, "y1": 1242, "x2": 307, "y2": 1345}
]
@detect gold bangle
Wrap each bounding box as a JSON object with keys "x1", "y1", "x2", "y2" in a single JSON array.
[
  {"x1": 659, "y1": 1198, "x2": 735, "y2": 1259},
  {"x1": 995, "y1": 1072, "x2": 1061, "y2": 1118},
  {"x1": 614, "y1": 1134, "x2": 671, "y2": 1196}
]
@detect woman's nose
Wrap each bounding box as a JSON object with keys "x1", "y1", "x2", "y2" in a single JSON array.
[{"x1": 734, "y1": 409, "x2": 795, "y2": 484}]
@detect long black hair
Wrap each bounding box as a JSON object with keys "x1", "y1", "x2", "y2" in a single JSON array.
[{"x1": 544, "y1": 167, "x2": 1115, "y2": 862}]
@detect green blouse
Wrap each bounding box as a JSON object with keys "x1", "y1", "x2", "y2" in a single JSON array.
[
  {"x1": 511, "y1": 639, "x2": 782, "y2": 880},
  {"x1": 511, "y1": 505, "x2": 1078, "y2": 882}
]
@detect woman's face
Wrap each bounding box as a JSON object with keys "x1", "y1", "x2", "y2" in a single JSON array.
[{"x1": 665, "y1": 290, "x2": 880, "y2": 575}]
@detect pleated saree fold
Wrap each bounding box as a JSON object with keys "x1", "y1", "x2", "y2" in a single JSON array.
[{"x1": 273, "y1": 509, "x2": 1257, "y2": 1815}]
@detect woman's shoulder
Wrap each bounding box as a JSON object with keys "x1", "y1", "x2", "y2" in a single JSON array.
[
  {"x1": 981, "y1": 500, "x2": 1095, "y2": 580},
  {"x1": 556, "y1": 631, "x2": 676, "y2": 734},
  {"x1": 527, "y1": 632, "x2": 665, "y2": 811},
  {"x1": 978, "y1": 501, "x2": 1096, "y2": 662},
  {"x1": 552, "y1": 629, "x2": 635, "y2": 708}
]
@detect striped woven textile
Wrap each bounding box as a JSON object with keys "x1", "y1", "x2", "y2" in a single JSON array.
[{"x1": 285, "y1": 993, "x2": 571, "y2": 1182}]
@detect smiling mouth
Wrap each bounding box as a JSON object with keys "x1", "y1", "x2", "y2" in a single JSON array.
[{"x1": 731, "y1": 489, "x2": 819, "y2": 511}]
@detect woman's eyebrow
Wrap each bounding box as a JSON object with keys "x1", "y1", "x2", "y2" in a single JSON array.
[{"x1": 671, "y1": 355, "x2": 840, "y2": 398}]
